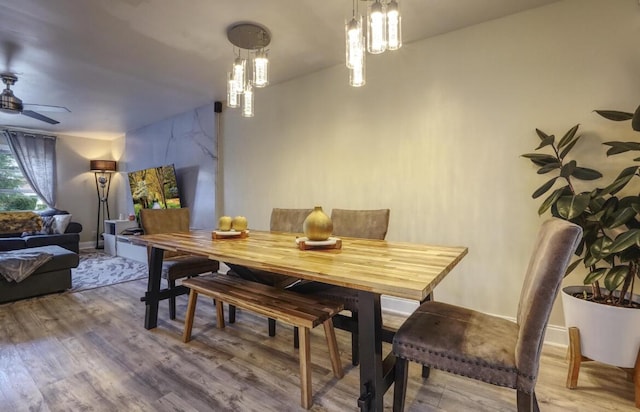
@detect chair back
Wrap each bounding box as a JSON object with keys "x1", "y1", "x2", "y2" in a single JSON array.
[
  {"x1": 515, "y1": 218, "x2": 581, "y2": 388},
  {"x1": 270, "y1": 208, "x2": 313, "y2": 233},
  {"x1": 140, "y1": 208, "x2": 191, "y2": 259},
  {"x1": 140, "y1": 208, "x2": 190, "y2": 234},
  {"x1": 330, "y1": 209, "x2": 390, "y2": 240}
]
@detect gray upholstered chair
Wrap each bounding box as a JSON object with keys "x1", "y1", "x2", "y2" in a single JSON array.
[
  {"x1": 226, "y1": 208, "x2": 312, "y2": 332},
  {"x1": 139, "y1": 208, "x2": 220, "y2": 320},
  {"x1": 290, "y1": 208, "x2": 390, "y2": 365},
  {"x1": 391, "y1": 218, "x2": 582, "y2": 412}
]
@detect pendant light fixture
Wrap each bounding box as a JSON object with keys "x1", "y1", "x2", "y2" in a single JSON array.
[
  {"x1": 345, "y1": 0, "x2": 402, "y2": 87},
  {"x1": 226, "y1": 23, "x2": 271, "y2": 117}
]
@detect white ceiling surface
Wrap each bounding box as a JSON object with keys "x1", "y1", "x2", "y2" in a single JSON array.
[{"x1": 0, "y1": 0, "x2": 560, "y2": 140}]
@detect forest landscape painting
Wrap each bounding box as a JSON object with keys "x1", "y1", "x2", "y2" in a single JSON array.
[{"x1": 128, "y1": 164, "x2": 181, "y2": 217}]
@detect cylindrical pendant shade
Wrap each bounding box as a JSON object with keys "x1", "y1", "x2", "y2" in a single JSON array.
[{"x1": 90, "y1": 159, "x2": 117, "y2": 172}]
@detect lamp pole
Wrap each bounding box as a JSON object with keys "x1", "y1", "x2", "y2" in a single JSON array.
[{"x1": 90, "y1": 160, "x2": 117, "y2": 249}]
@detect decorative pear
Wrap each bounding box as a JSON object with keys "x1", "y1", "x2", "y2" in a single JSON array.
[{"x1": 303, "y1": 206, "x2": 333, "y2": 241}]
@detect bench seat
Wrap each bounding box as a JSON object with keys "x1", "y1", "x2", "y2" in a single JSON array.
[{"x1": 181, "y1": 274, "x2": 344, "y2": 409}]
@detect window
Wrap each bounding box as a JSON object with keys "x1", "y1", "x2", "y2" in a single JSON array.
[{"x1": 0, "y1": 134, "x2": 45, "y2": 211}]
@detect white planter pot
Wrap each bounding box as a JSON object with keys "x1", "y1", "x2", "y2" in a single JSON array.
[{"x1": 562, "y1": 286, "x2": 640, "y2": 368}]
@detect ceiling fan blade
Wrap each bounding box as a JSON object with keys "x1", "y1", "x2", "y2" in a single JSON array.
[
  {"x1": 21, "y1": 110, "x2": 59, "y2": 125},
  {"x1": 22, "y1": 103, "x2": 70, "y2": 113}
]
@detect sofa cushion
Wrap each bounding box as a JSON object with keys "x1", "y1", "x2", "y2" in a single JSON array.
[
  {"x1": 24, "y1": 245, "x2": 79, "y2": 273},
  {"x1": 0, "y1": 239, "x2": 27, "y2": 251},
  {"x1": 24, "y1": 233, "x2": 80, "y2": 253}
]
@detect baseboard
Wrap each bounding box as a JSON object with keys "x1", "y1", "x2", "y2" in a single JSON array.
[
  {"x1": 79, "y1": 241, "x2": 95, "y2": 250},
  {"x1": 380, "y1": 295, "x2": 568, "y2": 348}
]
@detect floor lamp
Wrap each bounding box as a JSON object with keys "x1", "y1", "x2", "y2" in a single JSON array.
[{"x1": 90, "y1": 159, "x2": 117, "y2": 249}]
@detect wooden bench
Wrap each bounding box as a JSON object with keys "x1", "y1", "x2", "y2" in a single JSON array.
[{"x1": 181, "y1": 274, "x2": 344, "y2": 409}]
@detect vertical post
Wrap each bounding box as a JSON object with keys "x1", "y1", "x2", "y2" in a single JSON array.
[
  {"x1": 357, "y1": 290, "x2": 383, "y2": 412},
  {"x1": 144, "y1": 246, "x2": 164, "y2": 329}
]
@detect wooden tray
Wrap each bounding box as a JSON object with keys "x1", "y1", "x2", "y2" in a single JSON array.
[
  {"x1": 295, "y1": 236, "x2": 342, "y2": 251},
  {"x1": 211, "y1": 230, "x2": 249, "y2": 240}
]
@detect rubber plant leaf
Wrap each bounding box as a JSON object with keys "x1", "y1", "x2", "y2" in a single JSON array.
[
  {"x1": 559, "y1": 138, "x2": 580, "y2": 160},
  {"x1": 556, "y1": 193, "x2": 590, "y2": 219},
  {"x1": 522, "y1": 153, "x2": 559, "y2": 167},
  {"x1": 603, "y1": 141, "x2": 640, "y2": 155},
  {"x1": 594, "y1": 110, "x2": 634, "y2": 121},
  {"x1": 557, "y1": 124, "x2": 580, "y2": 148},
  {"x1": 604, "y1": 265, "x2": 629, "y2": 291},
  {"x1": 532, "y1": 177, "x2": 557, "y2": 199},
  {"x1": 608, "y1": 229, "x2": 640, "y2": 253},
  {"x1": 600, "y1": 166, "x2": 638, "y2": 195},
  {"x1": 564, "y1": 258, "x2": 583, "y2": 277},
  {"x1": 589, "y1": 236, "x2": 613, "y2": 260},
  {"x1": 583, "y1": 267, "x2": 607, "y2": 284},
  {"x1": 560, "y1": 160, "x2": 577, "y2": 178},
  {"x1": 538, "y1": 187, "x2": 565, "y2": 215},
  {"x1": 535, "y1": 128, "x2": 553, "y2": 141},
  {"x1": 607, "y1": 207, "x2": 638, "y2": 229},
  {"x1": 537, "y1": 162, "x2": 561, "y2": 174},
  {"x1": 572, "y1": 167, "x2": 602, "y2": 181},
  {"x1": 536, "y1": 135, "x2": 555, "y2": 150}
]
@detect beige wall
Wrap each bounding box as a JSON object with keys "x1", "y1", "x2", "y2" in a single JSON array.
[
  {"x1": 56, "y1": 134, "x2": 124, "y2": 244},
  {"x1": 220, "y1": 0, "x2": 640, "y2": 341}
]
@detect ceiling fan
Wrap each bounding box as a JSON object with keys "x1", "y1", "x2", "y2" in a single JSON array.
[{"x1": 0, "y1": 73, "x2": 70, "y2": 125}]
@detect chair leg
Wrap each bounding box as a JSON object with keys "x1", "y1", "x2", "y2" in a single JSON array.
[
  {"x1": 516, "y1": 390, "x2": 539, "y2": 412},
  {"x1": 182, "y1": 290, "x2": 198, "y2": 343},
  {"x1": 168, "y1": 279, "x2": 177, "y2": 320},
  {"x1": 229, "y1": 304, "x2": 236, "y2": 323},
  {"x1": 268, "y1": 318, "x2": 276, "y2": 337},
  {"x1": 322, "y1": 319, "x2": 344, "y2": 379},
  {"x1": 294, "y1": 326, "x2": 299, "y2": 348},
  {"x1": 351, "y1": 312, "x2": 359, "y2": 366},
  {"x1": 393, "y1": 357, "x2": 409, "y2": 412}
]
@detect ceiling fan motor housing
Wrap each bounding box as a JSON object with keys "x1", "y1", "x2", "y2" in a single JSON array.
[{"x1": 0, "y1": 73, "x2": 23, "y2": 114}]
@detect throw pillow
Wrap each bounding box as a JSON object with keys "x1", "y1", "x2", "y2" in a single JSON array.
[{"x1": 52, "y1": 214, "x2": 72, "y2": 234}]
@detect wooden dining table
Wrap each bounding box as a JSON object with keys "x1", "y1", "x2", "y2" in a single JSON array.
[{"x1": 133, "y1": 230, "x2": 468, "y2": 412}]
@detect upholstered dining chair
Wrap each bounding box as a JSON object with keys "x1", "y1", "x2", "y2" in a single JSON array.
[
  {"x1": 289, "y1": 208, "x2": 391, "y2": 365},
  {"x1": 226, "y1": 208, "x2": 313, "y2": 332},
  {"x1": 391, "y1": 218, "x2": 582, "y2": 412},
  {"x1": 139, "y1": 208, "x2": 220, "y2": 320}
]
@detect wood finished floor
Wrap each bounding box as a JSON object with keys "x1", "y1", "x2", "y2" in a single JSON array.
[{"x1": 0, "y1": 278, "x2": 637, "y2": 412}]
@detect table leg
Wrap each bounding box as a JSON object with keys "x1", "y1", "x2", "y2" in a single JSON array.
[
  {"x1": 144, "y1": 246, "x2": 164, "y2": 330},
  {"x1": 357, "y1": 291, "x2": 384, "y2": 412}
]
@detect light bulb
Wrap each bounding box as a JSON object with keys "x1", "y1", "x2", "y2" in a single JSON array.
[
  {"x1": 253, "y1": 50, "x2": 269, "y2": 87},
  {"x1": 242, "y1": 82, "x2": 254, "y2": 117},
  {"x1": 387, "y1": 0, "x2": 402, "y2": 50},
  {"x1": 345, "y1": 16, "x2": 364, "y2": 69},
  {"x1": 349, "y1": 54, "x2": 366, "y2": 87},
  {"x1": 232, "y1": 57, "x2": 246, "y2": 91},
  {"x1": 368, "y1": 1, "x2": 387, "y2": 54}
]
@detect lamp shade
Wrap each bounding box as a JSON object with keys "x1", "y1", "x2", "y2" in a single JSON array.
[{"x1": 90, "y1": 159, "x2": 117, "y2": 172}]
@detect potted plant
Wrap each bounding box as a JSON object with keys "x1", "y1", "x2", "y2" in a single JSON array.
[{"x1": 522, "y1": 107, "x2": 640, "y2": 370}]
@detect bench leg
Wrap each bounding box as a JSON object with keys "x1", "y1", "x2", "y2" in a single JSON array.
[
  {"x1": 216, "y1": 299, "x2": 226, "y2": 329},
  {"x1": 299, "y1": 326, "x2": 312, "y2": 409},
  {"x1": 183, "y1": 290, "x2": 198, "y2": 343},
  {"x1": 229, "y1": 304, "x2": 236, "y2": 323},
  {"x1": 323, "y1": 319, "x2": 344, "y2": 379}
]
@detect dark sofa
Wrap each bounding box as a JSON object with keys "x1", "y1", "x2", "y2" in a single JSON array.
[
  {"x1": 0, "y1": 245, "x2": 79, "y2": 303},
  {"x1": 0, "y1": 209, "x2": 83, "y2": 303},
  {"x1": 0, "y1": 209, "x2": 82, "y2": 253}
]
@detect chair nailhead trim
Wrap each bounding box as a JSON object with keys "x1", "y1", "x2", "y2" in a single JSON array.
[{"x1": 394, "y1": 341, "x2": 536, "y2": 383}]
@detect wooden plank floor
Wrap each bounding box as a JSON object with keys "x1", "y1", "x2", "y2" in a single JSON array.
[{"x1": 0, "y1": 278, "x2": 637, "y2": 411}]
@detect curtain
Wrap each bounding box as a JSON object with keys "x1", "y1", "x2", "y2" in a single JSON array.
[{"x1": 2, "y1": 130, "x2": 57, "y2": 208}]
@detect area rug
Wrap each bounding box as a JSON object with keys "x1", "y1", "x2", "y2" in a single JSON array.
[{"x1": 70, "y1": 249, "x2": 148, "y2": 292}]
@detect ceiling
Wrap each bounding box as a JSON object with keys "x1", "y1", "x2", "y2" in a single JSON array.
[{"x1": 0, "y1": 0, "x2": 560, "y2": 140}]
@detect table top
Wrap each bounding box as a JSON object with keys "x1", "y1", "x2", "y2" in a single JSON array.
[{"x1": 132, "y1": 230, "x2": 468, "y2": 301}]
